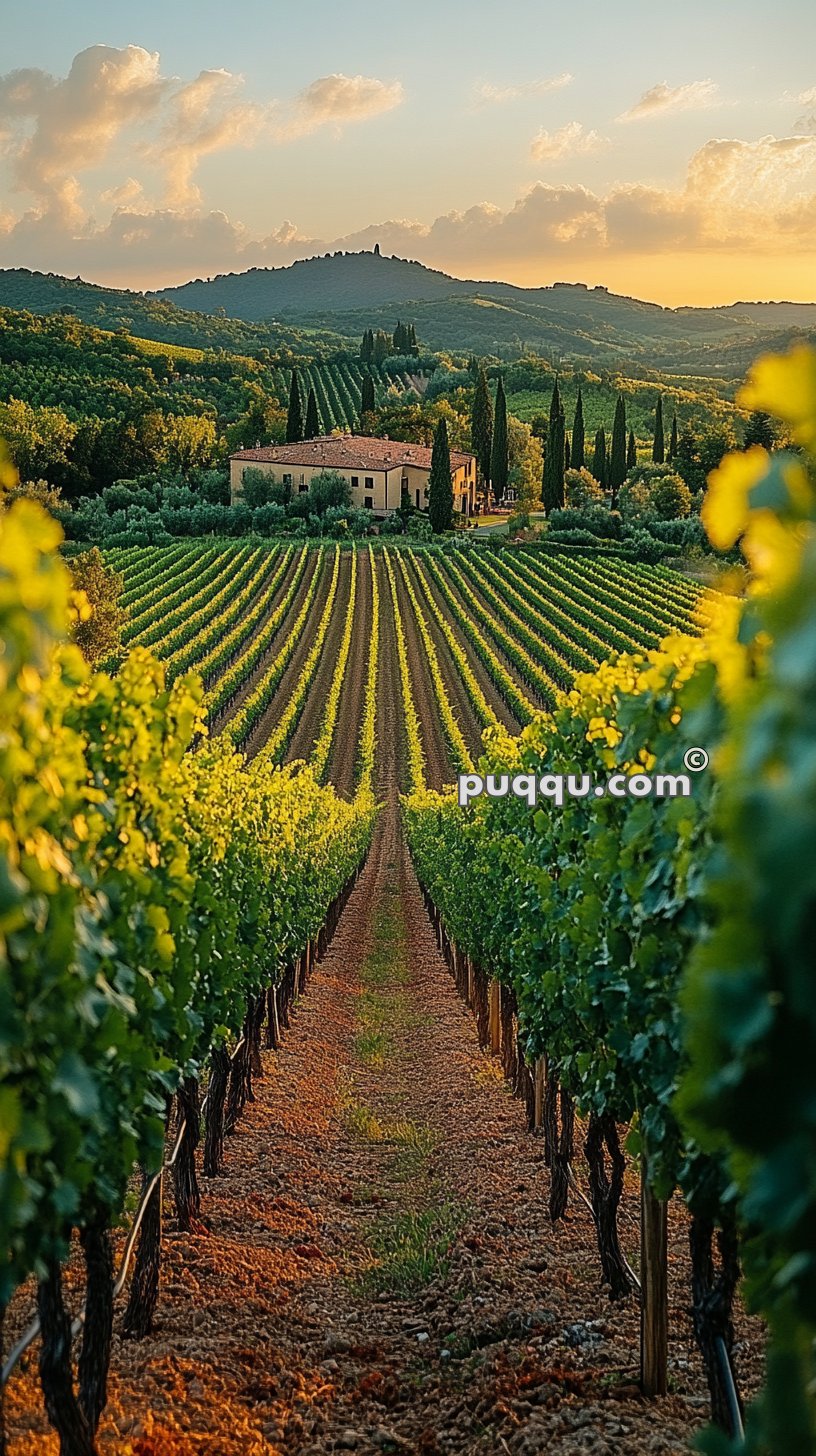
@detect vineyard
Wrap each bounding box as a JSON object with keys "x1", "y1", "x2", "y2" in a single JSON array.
[
  {"x1": 2, "y1": 349, "x2": 815, "y2": 1456},
  {"x1": 0, "y1": 307, "x2": 423, "y2": 432}
]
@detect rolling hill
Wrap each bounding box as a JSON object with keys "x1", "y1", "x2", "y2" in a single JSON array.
[
  {"x1": 2, "y1": 255, "x2": 815, "y2": 374},
  {"x1": 151, "y1": 250, "x2": 816, "y2": 372}
]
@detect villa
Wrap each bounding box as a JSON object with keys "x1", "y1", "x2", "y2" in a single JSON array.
[{"x1": 229, "y1": 434, "x2": 476, "y2": 517}]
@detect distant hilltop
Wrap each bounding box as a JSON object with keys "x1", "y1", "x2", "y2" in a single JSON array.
[{"x1": 149, "y1": 249, "x2": 662, "y2": 320}]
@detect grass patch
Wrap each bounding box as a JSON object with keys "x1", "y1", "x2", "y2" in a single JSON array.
[
  {"x1": 353, "y1": 1027, "x2": 389, "y2": 1067},
  {"x1": 389, "y1": 1120, "x2": 437, "y2": 1179},
  {"x1": 342, "y1": 1100, "x2": 385, "y2": 1142},
  {"x1": 361, "y1": 1201, "x2": 466, "y2": 1293}
]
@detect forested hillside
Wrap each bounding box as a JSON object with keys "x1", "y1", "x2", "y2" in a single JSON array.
[
  {"x1": 4, "y1": 258, "x2": 816, "y2": 373},
  {"x1": 0, "y1": 268, "x2": 354, "y2": 355}
]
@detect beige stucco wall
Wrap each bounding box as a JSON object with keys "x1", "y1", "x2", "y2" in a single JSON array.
[{"x1": 231, "y1": 456, "x2": 475, "y2": 516}]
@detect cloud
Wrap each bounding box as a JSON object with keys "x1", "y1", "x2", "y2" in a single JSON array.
[
  {"x1": 795, "y1": 86, "x2": 816, "y2": 133},
  {"x1": 292, "y1": 73, "x2": 403, "y2": 130},
  {"x1": 99, "y1": 177, "x2": 146, "y2": 207},
  {"x1": 617, "y1": 79, "x2": 719, "y2": 123},
  {"x1": 0, "y1": 46, "x2": 404, "y2": 220},
  {"x1": 157, "y1": 70, "x2": 270, "y2": 206},
  {"x1": 0, "y1": 46, "x2": 169, "y2": 223},
  {"x1": 530, "y1": 121, "x2": 608, "y2": 162},
  {"x1": 475, "y1": 73, "x2": 572, "y2": 105},
  {"x1": 0, "y1": 54, "x2": 813, "y2": 296},
  {"x1": 686, "y1": 133, "x2": 816, "y2": 210}
]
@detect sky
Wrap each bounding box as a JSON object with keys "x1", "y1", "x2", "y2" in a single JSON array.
[{"x1": 1, "y1": 0, "x2": 816, "y2": 305}]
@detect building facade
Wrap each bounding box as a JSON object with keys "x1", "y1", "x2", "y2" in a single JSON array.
[{"x1": 229, "y1": 434, "x2": 476, "y2": 517}]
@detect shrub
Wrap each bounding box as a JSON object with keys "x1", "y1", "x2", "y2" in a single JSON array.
[
  {"x1": 565, "y1": 467, "x2": 604, "y2": 509},
  {"x1": 548, "y1": 505, "x2": 622, "y2": 540}
]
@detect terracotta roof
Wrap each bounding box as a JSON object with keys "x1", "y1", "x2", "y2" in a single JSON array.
[{"x1": 230, "y1": 434, "x2": 474, "y2": 473}]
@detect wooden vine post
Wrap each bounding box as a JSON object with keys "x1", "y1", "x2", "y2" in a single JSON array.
[
  {"x1": 533, "y1": 1056, "x2": 546, "y2": 1130},
  {"x1": 489, "y1": 980, "x2": 502, "y2": 1054},
  {"x1": 640, "y1": 1162, "x2": 669, "y2": 1397}
]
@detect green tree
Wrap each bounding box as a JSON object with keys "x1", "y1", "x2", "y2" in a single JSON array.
[
  {"x1": 609, "y1": 395, "x2": 627, "y2": 506},
  {"x1": 565, "y1": 467, "x2": 604, "y2": 508},
  {"x1": 304, "y1": 387, "x2": 320, "y2": 439},
  {"x1": 373, "y1": 330, "x2": 391, "y2": 364},
  {"x1": 543, "y1": 379, "x2": 565, "y2": 515},
  {"x1": 592, "y1": 426, "x2": 607, "y2": 487},
  {"x1": 652, "y1": 396, "x2": 665, "y2": 463},
  {"x1": 471, "y1": 366, "x2": 493, "y2": 489},
  {"x1": 490, "y1": 377, "x2": 509, "y2": 501},
  {"x1": 508, "y1": 417, "x2": 543, "y2": 512},
  {"x1": 0, "y1": 399, "x2": 77, "y2": 484},
  {"x1": 698, "y1": 421, "x2": 737, "y2": 479},
  {"x1": 570, "y1": 388, "x2": 585, "y2": 469},
  {"x1": 627, "y1": 429, "x2": 637, "y2": 469},
  {"x1": 676, "y1": 423, "x2": 706, "y2": 494},
  {"x1": 668, "y1": 412, "x2": 678, "y2": 462},
  {"x1": 428, "y1": 416, "x2": 453, "y2": 532},
  {"x1": 69, "y1": 548, "x2": 127, "y2": 666},
  {"x1": 161, "y1": 414, "x2": 217, "y2": 473},
  {"x1": 361, "y1": 372, "x2": 376, "y2": 420},
  {"x1": 564, "y1": 431, "x2": 571, "y2": 472},
  {"x1": 286, "y1": 368, "x2": 304, "y2": 443},
  {"x1": 308, "y1": 470, "x2": 352, "y2": 514},
  {"x1": 743, "y1": 409, "x2": 777, "y2": 450}
]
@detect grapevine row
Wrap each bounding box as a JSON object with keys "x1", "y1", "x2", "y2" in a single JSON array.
[
  {"x1": 421, "y1": 553, "x2": 536, "y2": 724},
  {"x1": 383, "y1": 550, "x2": 425, "y2": 792},
  {"x1": 310, "y1": 548, "x2": 358, "y2": 780},
  {"x1": 407, "y1": 551, "x2": 498, "y2": 731},
  {"x1": 396, "y1": 551, "x2": 473, "y2": 774},
  {"x1": 255, "y1": 545, "x2": 343, "y2": 765},
  {"x1": 221, "y1": 550, "x2": 325, "y2": 746}
]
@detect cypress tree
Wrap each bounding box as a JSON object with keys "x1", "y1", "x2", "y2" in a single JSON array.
[
  {"x1": 652, "y1": 396, "x2": 665, "y2": 463},
  {"x1": 361, "y1": 372, "x2": 376, "y2": 419},
  {"x1": 471, "y1": 366, "x2": 493, "y2": 490},
  {"x1": 564, "y1": 431, "x2": 571, "y2": 472},
  {"x1": 570, "y1": 387, "x2": 585, "y2": 468},
  {"x1": 408, "y1": 323, "x2": 419, "y2": 355},
  {"x1": 744, "y1": 410, "x2": 776, "y2": 449},
  {"x1": 490, "y1": 376, "x2": 509, "y2": 501},
  {"x1": 627, "y1": 429, "x2": 637, "y2": 468},
  {"x1": 592, "y1": 426, "x2": 606, "y2": 486},
  {"x1": 304, "y1": 387, "x2": 320, "y2": 439},
  {"x1": 543, "y1": 379, "x2": 565, "y2": 515},
  {"x1": 286, "y1": 368, "x2": 304, "y2": 443},
  {"x1": 609, "y1": 395, "x2": 627, "y2": 505},
  {"x1": 428, "y1": 416, "x2": 453, "y2": 533},
  {"x1": 360, "y1": 329, "x2": 374, "y2": 363},
  {"x1": 668, "y1": 412, "x2": 679, "y2": 461}
]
